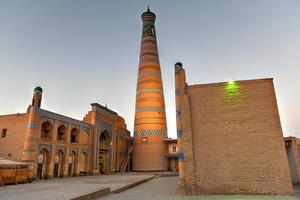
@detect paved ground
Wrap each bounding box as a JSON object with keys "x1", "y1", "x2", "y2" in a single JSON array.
[
  {"x1": 0, "y1": 174, "x2": 153, "y2": 200},
  {"x1": 1, "y1": 175, "x2": 300, "y2": 200},
  {"x1": 99, "y1": 176, "x2": 300, "y2": 200}
]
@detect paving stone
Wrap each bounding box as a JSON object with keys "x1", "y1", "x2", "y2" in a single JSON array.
[
  {"x1": 99, "y1": 176, "x2": 300, "y2": 200},
  {"x1": 0, "y1": 174, "x2": 153, "y2": 200}
]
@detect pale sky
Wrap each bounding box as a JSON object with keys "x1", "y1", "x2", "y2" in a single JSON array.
[{"x1": 0, "y1": 0, "x2": 299, "y2": 138}]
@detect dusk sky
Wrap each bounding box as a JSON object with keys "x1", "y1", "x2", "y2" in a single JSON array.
[{"x1": 0, "y1": 0, "x2": 299, "y2": 138}]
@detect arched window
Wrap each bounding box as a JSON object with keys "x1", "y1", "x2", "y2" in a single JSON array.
[
  {"x1": 99, "y1": 130, "x2": 111, "y2": 146},
  {"x1": 57, "y1": 125, "x2": 66, "y2": 141},
  {"x1": 70, "y1": 128, "x2": 79, "y2": 143},
  {"x1": 41, "y1": 121, "x2": 53, "y2": 139}
]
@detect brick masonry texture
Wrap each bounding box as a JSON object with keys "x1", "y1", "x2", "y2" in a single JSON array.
[
  {"x1": 133, "y1": 8, "x2": 168, "y2": 171},
  {"x1": 0, "y1": 114, "x2": 28, "y2": 161},
  {"x1": 175, "y1": 65, "x2": 293, "y2": 195}
]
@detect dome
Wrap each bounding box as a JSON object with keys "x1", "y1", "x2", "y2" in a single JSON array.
[
  {"x1": 141, "y1": 6, "x2": 156, "y2": 22},
  {"x1": 34, "y1": 86, "x2": 43, "y2": 93},
  {"x1": 175, "y1": 62, "x2": 183, "y2": 67}
]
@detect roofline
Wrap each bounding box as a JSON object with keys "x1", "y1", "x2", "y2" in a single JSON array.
[
  {"x1": 39, "y1": 108, "x2": 91, "y2": 129},
  {"x1": 0, "y1": 113, "x2": 26, "y2": 117},
  {"x1": 91, "y1": 103, "x2": 118, "y2": 115},
  {"x1": 163, "y1": 138, "x2": 177, "y2": 143},
  {"x1": 284, "y1": 136, "x2": 296, "y2": 141},
  {"x1": 188, "y1": 78, "x2": 274, "y2": 89}
]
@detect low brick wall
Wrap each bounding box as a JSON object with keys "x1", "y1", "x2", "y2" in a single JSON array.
[{"x1": 0, "y1": 167, "x2": 31, "y2": 185}]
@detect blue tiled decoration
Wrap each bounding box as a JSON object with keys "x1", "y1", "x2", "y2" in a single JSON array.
[
  {"x1": 176, "y1": 108, "x2": 181, "y2": 118},
  {"x1": 136, "y1": 106, "x2": 165, "y2": 113},
  {"x1": 177, "y1": 129, "x2": 182, "y2": 137},
  {"x1": 174, "y1": 62, "x2": 183, "y2": 73},
  {"x1": 138, "y1": 71, "x2": 161, "y2": 77},
  {"x1": 137, "y1": 88, "x2": 162, "y2": 94},
  {"x1": 28, "y1": 121, "x2": 38, "y2": 129},
  {"x1": 178, "y1": 151, "x2": 184, "y2": 161},
  {"x1": 134, "y1": 130, "x2": 167, "y2": 137},
  {"x1": 39, "y1": 144, "x2": 52, "y2": 152}
]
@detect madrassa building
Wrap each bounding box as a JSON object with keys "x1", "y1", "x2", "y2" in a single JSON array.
[{"x1": 0, "y1": 8, "x2": 179, "y2": 181}]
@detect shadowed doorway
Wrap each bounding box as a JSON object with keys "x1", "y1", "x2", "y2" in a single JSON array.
[{"x1": 98, "y1": 130, "x2": 111, "y2": 174}]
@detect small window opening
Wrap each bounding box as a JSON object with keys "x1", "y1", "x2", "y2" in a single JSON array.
[
  {"x1": 1, "y1": 129, "x2": 7, "y2": 138},
  {"x1": 172, "y1": 145, "x2": 177, "y2": 153}
]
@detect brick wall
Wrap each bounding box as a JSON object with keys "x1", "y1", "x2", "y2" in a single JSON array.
[
  {"x1": 176, "y1": 66, "x2": 293, "y2": 195},
  {"x1": 133, "y1": 135, "x2": 167, "y2": 171},
  {"x1": 0, "y1": 114, "x2": 28, "y2": 161}
]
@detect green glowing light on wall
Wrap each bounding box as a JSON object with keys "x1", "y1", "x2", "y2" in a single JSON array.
[
  {"x1": 228, "y1": 79, "x2": 235, "y2": 85},
  {"x1": 223, "y1": 79, "x2": 241, "y2": 105},
  {"x1": 226, "y1": 80, "x2": 238, "y2": 89},
  {"x1": 225, "y1": 79, "x2": 240, "y2": 94}
]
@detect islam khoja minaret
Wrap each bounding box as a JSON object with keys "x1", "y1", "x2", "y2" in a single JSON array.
[{"x1": 133, "y1": 7, "x2": 168, "y2": 171}]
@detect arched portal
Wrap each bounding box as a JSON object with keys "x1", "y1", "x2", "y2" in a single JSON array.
[
  {"x1": 82, "y1": 152, "x2": 88, "y2": 174},
  {"x1": 36, "y1": 148, "x2": 50, "y2": 179},
  {"x1": 68, "y1": 151, "x2": 77, "y2": 176},
  {"x1": 98, "y1": 130, "x2": 111, "y2": 174},
  {"x1": 53, "y1": 150, "x2": 65, "y2": 178}
]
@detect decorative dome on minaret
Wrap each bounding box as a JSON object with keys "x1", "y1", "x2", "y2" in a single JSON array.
[
  {"x1": 141, "y1": 6, "x2": 157, "y2": 37},
  {"x1": 141, "y1": 6, "x2": 156, "y2": 22},
  {"x1": 32, "y1": 86, "x2": 43, "y2": 107},
  {"x1": 34, "y1": 86, "x2": 43, "y2": 94}
]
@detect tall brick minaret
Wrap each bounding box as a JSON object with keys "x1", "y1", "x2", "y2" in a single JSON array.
[
  {"x1": 133, "y1": 7, "x2": 168, "y2": 171},
  {"x1": 21, "y1": 87, "x2": 43, "y2": 177}
]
